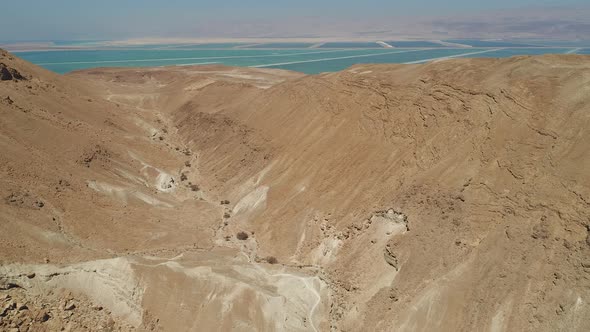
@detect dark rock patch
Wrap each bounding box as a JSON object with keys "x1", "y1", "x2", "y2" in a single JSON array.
[{"x1": 0, "y1": 63, "x2": 26, "y2": 81}]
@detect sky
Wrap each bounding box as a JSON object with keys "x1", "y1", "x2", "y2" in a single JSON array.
[{"x1": 1, "y1": 0, "x2": 589, "y2": 41}]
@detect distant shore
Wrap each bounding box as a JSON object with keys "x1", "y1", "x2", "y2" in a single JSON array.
[{"x1": 3, "y1": 37, "x2": 588, "y2": 52}]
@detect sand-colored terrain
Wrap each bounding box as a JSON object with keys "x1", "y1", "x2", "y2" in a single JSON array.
[{"x1": 1, "y1": 48, "x2": 590, "y2": 331}]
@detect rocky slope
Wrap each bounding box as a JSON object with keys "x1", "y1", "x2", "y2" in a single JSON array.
[{"x1": 1, "y1": 48, "x2": 589, "y2": 331}]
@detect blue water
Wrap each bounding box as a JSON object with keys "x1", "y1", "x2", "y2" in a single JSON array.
[
  {"x1": 248, "y1": 43, "x2": 315, "y2": 48},
  {"x1": 386, "y1": 41, "x2": 444, "y2": 47},
  {"x1": 149, "y1": 43, "x2": 246, "y2": 49},
  {"x1": 259, "y1": 49, "x2": 480, "y2": 73},
  {"x1": 320, "y1": 42, "x2": 381, "y2": 48},
  {"x1": 516, "y1": 40, "x2": 590, "y2": 47},
  {"x1": 445, "y1": 39, "x2": 540, "y2": 47},
  {"x1": 14, "y1": 47, "x2": 584, "y2": 75},
  {"x1": 53, "y1": 40, "x2": 109, "y2": 46}
]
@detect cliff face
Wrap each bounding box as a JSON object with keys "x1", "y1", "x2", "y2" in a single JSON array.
[{"x1": 1, "y1": 49, "x2": 589, "y2": 331}]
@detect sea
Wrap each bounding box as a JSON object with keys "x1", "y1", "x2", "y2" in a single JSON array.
[{"x1": 8, "y1": 40, "x2": 590, "y2": 75}]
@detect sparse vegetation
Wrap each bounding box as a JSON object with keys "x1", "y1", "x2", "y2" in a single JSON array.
[
  {"x1": 265, "y1": 256, "x2": 278, "y2": 264},
  {"x1": 236, "y1": 231, "x2": 249, "y2": 240}
]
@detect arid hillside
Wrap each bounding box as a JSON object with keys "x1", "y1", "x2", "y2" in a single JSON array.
[{"x1": 1, "y1": 48, "x2": 589, "y2": 331}]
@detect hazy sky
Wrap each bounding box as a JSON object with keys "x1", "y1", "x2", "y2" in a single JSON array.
[{"x1": 1, "y1": 0, "x2": 588, "y2": 41}]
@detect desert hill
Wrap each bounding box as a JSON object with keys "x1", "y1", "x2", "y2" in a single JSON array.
[{"x1": 1, "y1": 48, "x2": 589, "y2": 331}]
